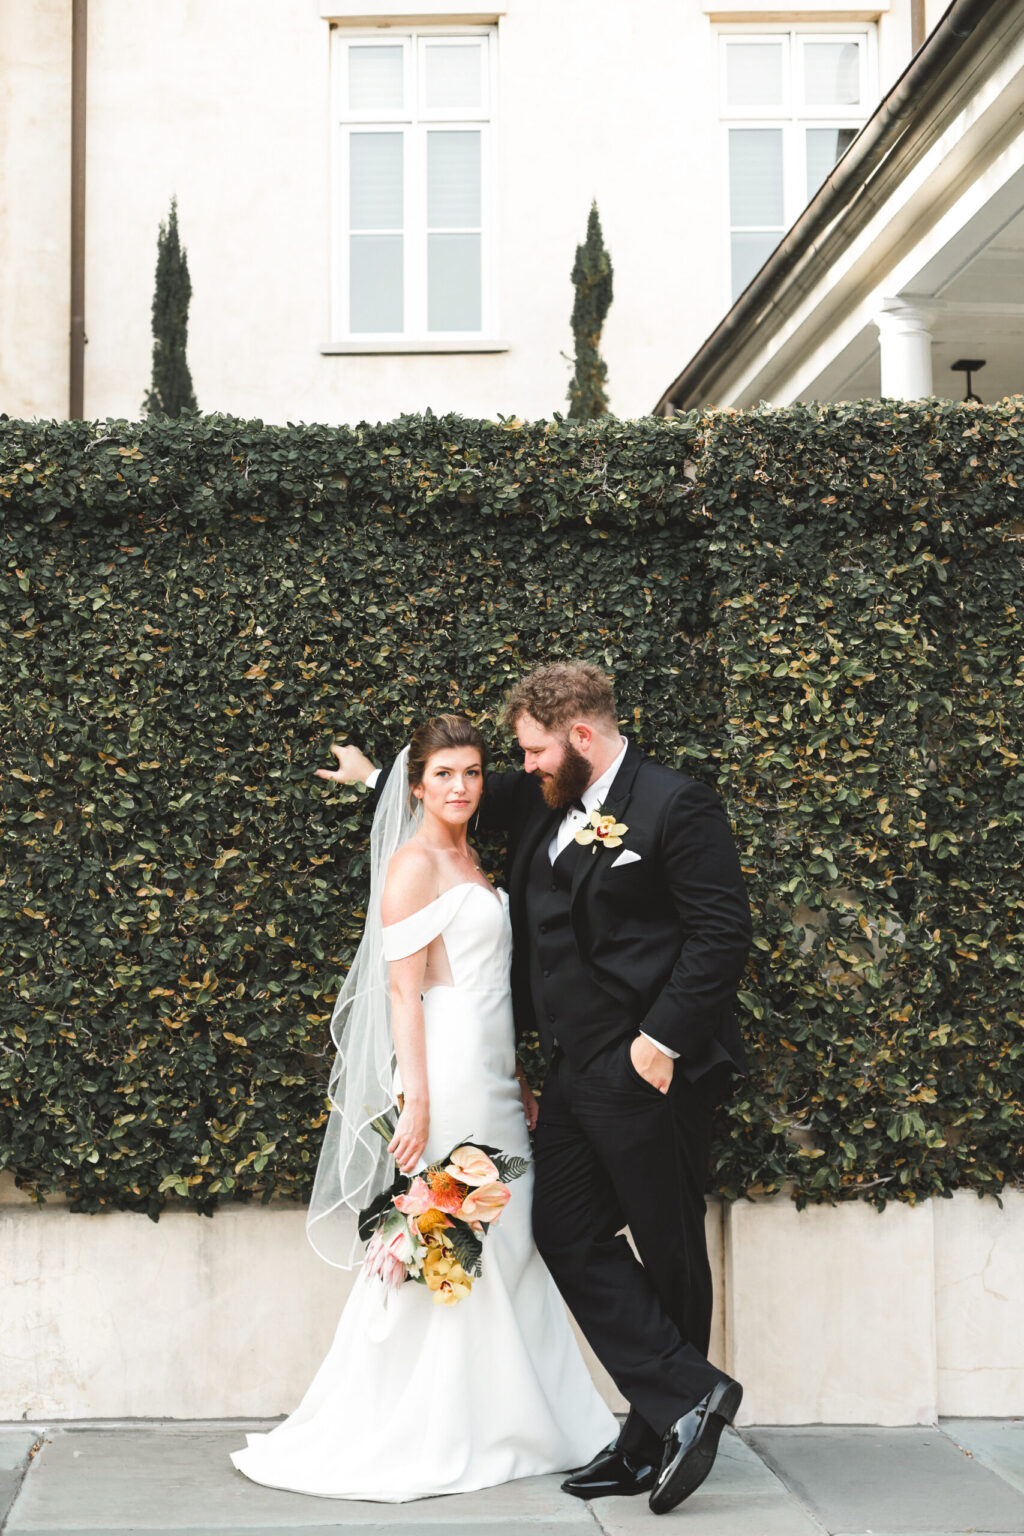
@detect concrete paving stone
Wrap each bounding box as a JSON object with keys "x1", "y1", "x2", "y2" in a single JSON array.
[
  {"x1": 941, "y1": 1418, "x2": 1024, "y2": 1497},
  {"x1": 0, "y1": 1432, "x2": 42, "y2": 1528},
  {"x1": 6, "y1": 1527, "x2": 594, "y2": 1536},
  {"x1": 6, "y1": 1525, "x2": 593, "y2": 1536},
  {"x1": 3, "y1": 1426, "x2": 599, "y2": 1532},
  {"x1": 0, "y1": 1435, "x2": 42, "y2": 1475},
  {"x1": 592, "y1": 1492, "x2": 827, "y2": 1535},
  {"x1": 681, "y1": 1429, "x2": 790, "y2": 1495},
  {"x1": 743, "y1": 1425, "x2": 1024, "y2": 1534},
  {"x1": 563, "y1": 1434, "x2": 828, "y2": 1536}
]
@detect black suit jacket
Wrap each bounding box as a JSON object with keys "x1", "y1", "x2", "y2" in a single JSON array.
[{"x1": 372, "y1": 743, "x2": 753, "y2": 1083}]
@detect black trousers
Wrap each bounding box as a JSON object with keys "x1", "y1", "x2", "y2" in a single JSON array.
[{"x1": 532, "y1": 1037, "x2": 724, "y2": 1460}]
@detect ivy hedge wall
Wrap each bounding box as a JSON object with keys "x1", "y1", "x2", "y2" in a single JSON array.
[{"x1": 1, "y1": 403, "x2": 1021, "y2": 1218}]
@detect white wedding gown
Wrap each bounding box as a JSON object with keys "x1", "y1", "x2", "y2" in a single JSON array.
[{"x1": 231, "y1": 880, "x2": 617, "y2": 1501}]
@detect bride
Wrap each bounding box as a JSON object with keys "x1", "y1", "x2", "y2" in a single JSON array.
[{"x1": 230, "y1": 713, "x2": 617, "y2": 1501}]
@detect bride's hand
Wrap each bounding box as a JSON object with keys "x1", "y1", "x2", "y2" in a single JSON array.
[
  {"x1": 388, "y1": 1098, "x2": 429, "y2": 1175},
  {"x1": 517, "y1": 1074, "x2": 539, "y2": 1131},
  {"x1": 314, "y1": 742, "x2": 377, "y2": 785}
]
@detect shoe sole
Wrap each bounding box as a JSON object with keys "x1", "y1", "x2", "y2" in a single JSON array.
[{"x1": 649, "y1": 1379, "x2": 743, "y2": 1515}]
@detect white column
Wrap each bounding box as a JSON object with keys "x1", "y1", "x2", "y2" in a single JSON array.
[{"x1": 874, "y1": 297, "x2": 936, "y2": 398}]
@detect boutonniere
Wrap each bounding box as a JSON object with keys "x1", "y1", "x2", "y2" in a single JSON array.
[{"x1": 575, "y1": 805, "x2": 629, "y2": 855}]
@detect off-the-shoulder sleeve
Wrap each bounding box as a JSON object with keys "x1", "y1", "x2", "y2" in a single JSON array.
[{"x1": 381, "y1": 884, "x2": 475, "y2": 962}]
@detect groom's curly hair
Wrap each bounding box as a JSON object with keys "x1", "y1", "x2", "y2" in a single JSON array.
[{"x1": 502, "y1": 662, "x2": 617, "y2": 734}]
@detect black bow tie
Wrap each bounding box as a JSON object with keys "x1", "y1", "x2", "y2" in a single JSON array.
[{"x1": 568, "y1": 798, "x2": 587, "y2": 815}]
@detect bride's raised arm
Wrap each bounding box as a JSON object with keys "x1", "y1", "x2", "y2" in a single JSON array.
[
  {"x1": 314, "y1": 741, "x2": 376, "y2": 786},
  {"x1": 379, "y1": 842, "x2": 438, "y2": 1174},
  {"x1": 316, "y1": 739, "x2": 531, "y2": 837}
]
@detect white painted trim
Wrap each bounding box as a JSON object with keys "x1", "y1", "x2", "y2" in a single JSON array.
[{"x1": 320, "y1": 337, "x2": 509, "y2": 351}]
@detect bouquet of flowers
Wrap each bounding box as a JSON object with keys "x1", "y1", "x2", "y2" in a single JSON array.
[{"x1": 358, "y1": 1114, "x2": 528, "y2": 1305}]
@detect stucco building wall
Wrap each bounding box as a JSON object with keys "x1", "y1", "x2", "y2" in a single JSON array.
[{"x1": 1, "y1": 0, "x2": 914, "y2": 425}]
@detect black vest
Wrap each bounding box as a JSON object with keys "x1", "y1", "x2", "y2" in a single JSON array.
[{"x1": 527, "y1": 826, "x2": 624, "y2": 1066}]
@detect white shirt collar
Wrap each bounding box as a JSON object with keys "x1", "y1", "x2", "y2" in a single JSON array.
[{"x1": 581, "y1": 736, "x2": 629, "y2": 815}]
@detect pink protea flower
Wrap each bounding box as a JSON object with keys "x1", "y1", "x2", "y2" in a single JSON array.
[
  {"x1": 365, "y1": 1217, "x2": 416, "y2": 1287},
  {"x1": 363, "y1": 1230, "x2": 389, "y2": 1280},
  {"x1": 379, "y1": 1235, "x2": 410, "y2": 1287}
]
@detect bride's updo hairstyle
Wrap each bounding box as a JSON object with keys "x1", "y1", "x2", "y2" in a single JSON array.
[{"x1": 406, "y1": 714, "x2": 488, "y2": 799}]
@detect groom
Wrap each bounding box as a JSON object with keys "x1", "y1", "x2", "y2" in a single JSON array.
[{"x1": 341, "y1": 662, "x2": 752, "y2": 1515}]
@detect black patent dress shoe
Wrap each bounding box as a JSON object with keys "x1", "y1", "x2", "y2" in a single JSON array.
[
  {"x1": 561, "y1": 1441, "x2": 658, "y2": 1499},
  {"x1": 648, "y1": 1375, "x2": 743, "y2": 1515}
]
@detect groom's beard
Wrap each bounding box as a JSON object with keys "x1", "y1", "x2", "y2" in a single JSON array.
[{"x1": 539, "y1": 739, "x2": 593, "y2": 811}]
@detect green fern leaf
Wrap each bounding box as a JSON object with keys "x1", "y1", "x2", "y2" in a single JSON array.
[{"x1": 448, "y1": 1223, "x2": 484, "y2": 1277}]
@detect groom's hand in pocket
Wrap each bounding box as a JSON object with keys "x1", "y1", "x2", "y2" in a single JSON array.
[{"x1": 630, "y1": 1034, "x2": 674, "y2": 1094}]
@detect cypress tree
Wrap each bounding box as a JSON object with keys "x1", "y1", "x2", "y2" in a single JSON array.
[
  {"x1": 567, "y1": 201, "x2": 614, "y2": 419},
  {"x1": 143, "y1": 198, "x2": 198, "y2": 417}
]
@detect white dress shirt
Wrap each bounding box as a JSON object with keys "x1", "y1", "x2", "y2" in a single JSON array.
[
  {"x1": 548, "y1": 735, "x2": 628, "y2": 862},
  {"x1": 365, "y1": 745, "x2": 678, "y2": 1060}
]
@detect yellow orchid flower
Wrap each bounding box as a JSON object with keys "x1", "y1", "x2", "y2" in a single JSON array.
[
  {"x1": 422, "y1": 1245, "x2": 474, "y2": 1305},
  {"x1": 575, "y1": 809, "x2": 629, "y2": 853}
]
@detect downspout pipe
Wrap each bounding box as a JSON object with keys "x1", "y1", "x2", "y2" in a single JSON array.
[
  {"x1": 69, "y1": 0, "x2": 87, "y2": 419},
  {"x1": 652, "y1": 0, "x2": 999, "y2": 416}
]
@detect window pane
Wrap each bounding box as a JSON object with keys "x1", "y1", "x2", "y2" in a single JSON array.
[
  {"x1": 350, "y1": 133, "x2": 403, "y2": 230},
  {"x1": 427, "y1": 130, "x2": 481, "y2": 227},
  {"x1": 725, "y1": 42, "x2": 784, "y2": 108},
  {"x1": 806, "y1": 127, "x2": 858, "y2": 200},
  {"x1": 731, "y1": 231, "x2": 779, "y2": 300},
  {"x1": 350, "y1": 234, "x2": 403, "y2": 332},
  {"x1": 424, "y1": 42, "x2": 483, "y2": 110},
  {"x1": 348, "y1": 45, "x2": 404, "y2": 111},
  {"x1": 428, "y1": 232, "x2": 481, "y2": 330},
  {"x1": 729, "y1": 129, "x2": 784, "y2": 226},
  {"x1": 804, "y1": 42, "x2": 860, "y2": 106}
]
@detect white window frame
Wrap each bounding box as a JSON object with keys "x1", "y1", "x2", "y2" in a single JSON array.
[
  {"x1": 329, "y1": 25, "x2": 498, "y2": 348},
  {"x1": 718, "y1": 23, "x2": 876, "y2": 306}
]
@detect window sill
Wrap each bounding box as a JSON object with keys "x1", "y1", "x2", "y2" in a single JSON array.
[
  {"x1": 320, "y1": 338, "x2": 510, "y2": 354},
  {"x1": 322, "y1": 4, "x2": 505, "y2": 21},
  {"x1": 704, "y1": 1, "x2": 886, "y2": 13}
]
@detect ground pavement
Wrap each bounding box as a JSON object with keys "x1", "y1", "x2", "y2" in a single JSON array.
[{"x1": 1, "y1": 1419, "x2": 1022, "y2": 1536}]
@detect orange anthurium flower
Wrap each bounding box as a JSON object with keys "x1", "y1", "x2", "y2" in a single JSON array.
[
  {"x1": 445, "y1": 1145, "x2": 500, "y2": 1187},
  {"x1": 459, "y1": 1180, "x2": 511, "y2": 1224}
]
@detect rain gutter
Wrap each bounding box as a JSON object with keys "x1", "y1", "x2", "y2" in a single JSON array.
[{"x1": 69, "y1": 0, "x2": 87, "y2": 419}]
